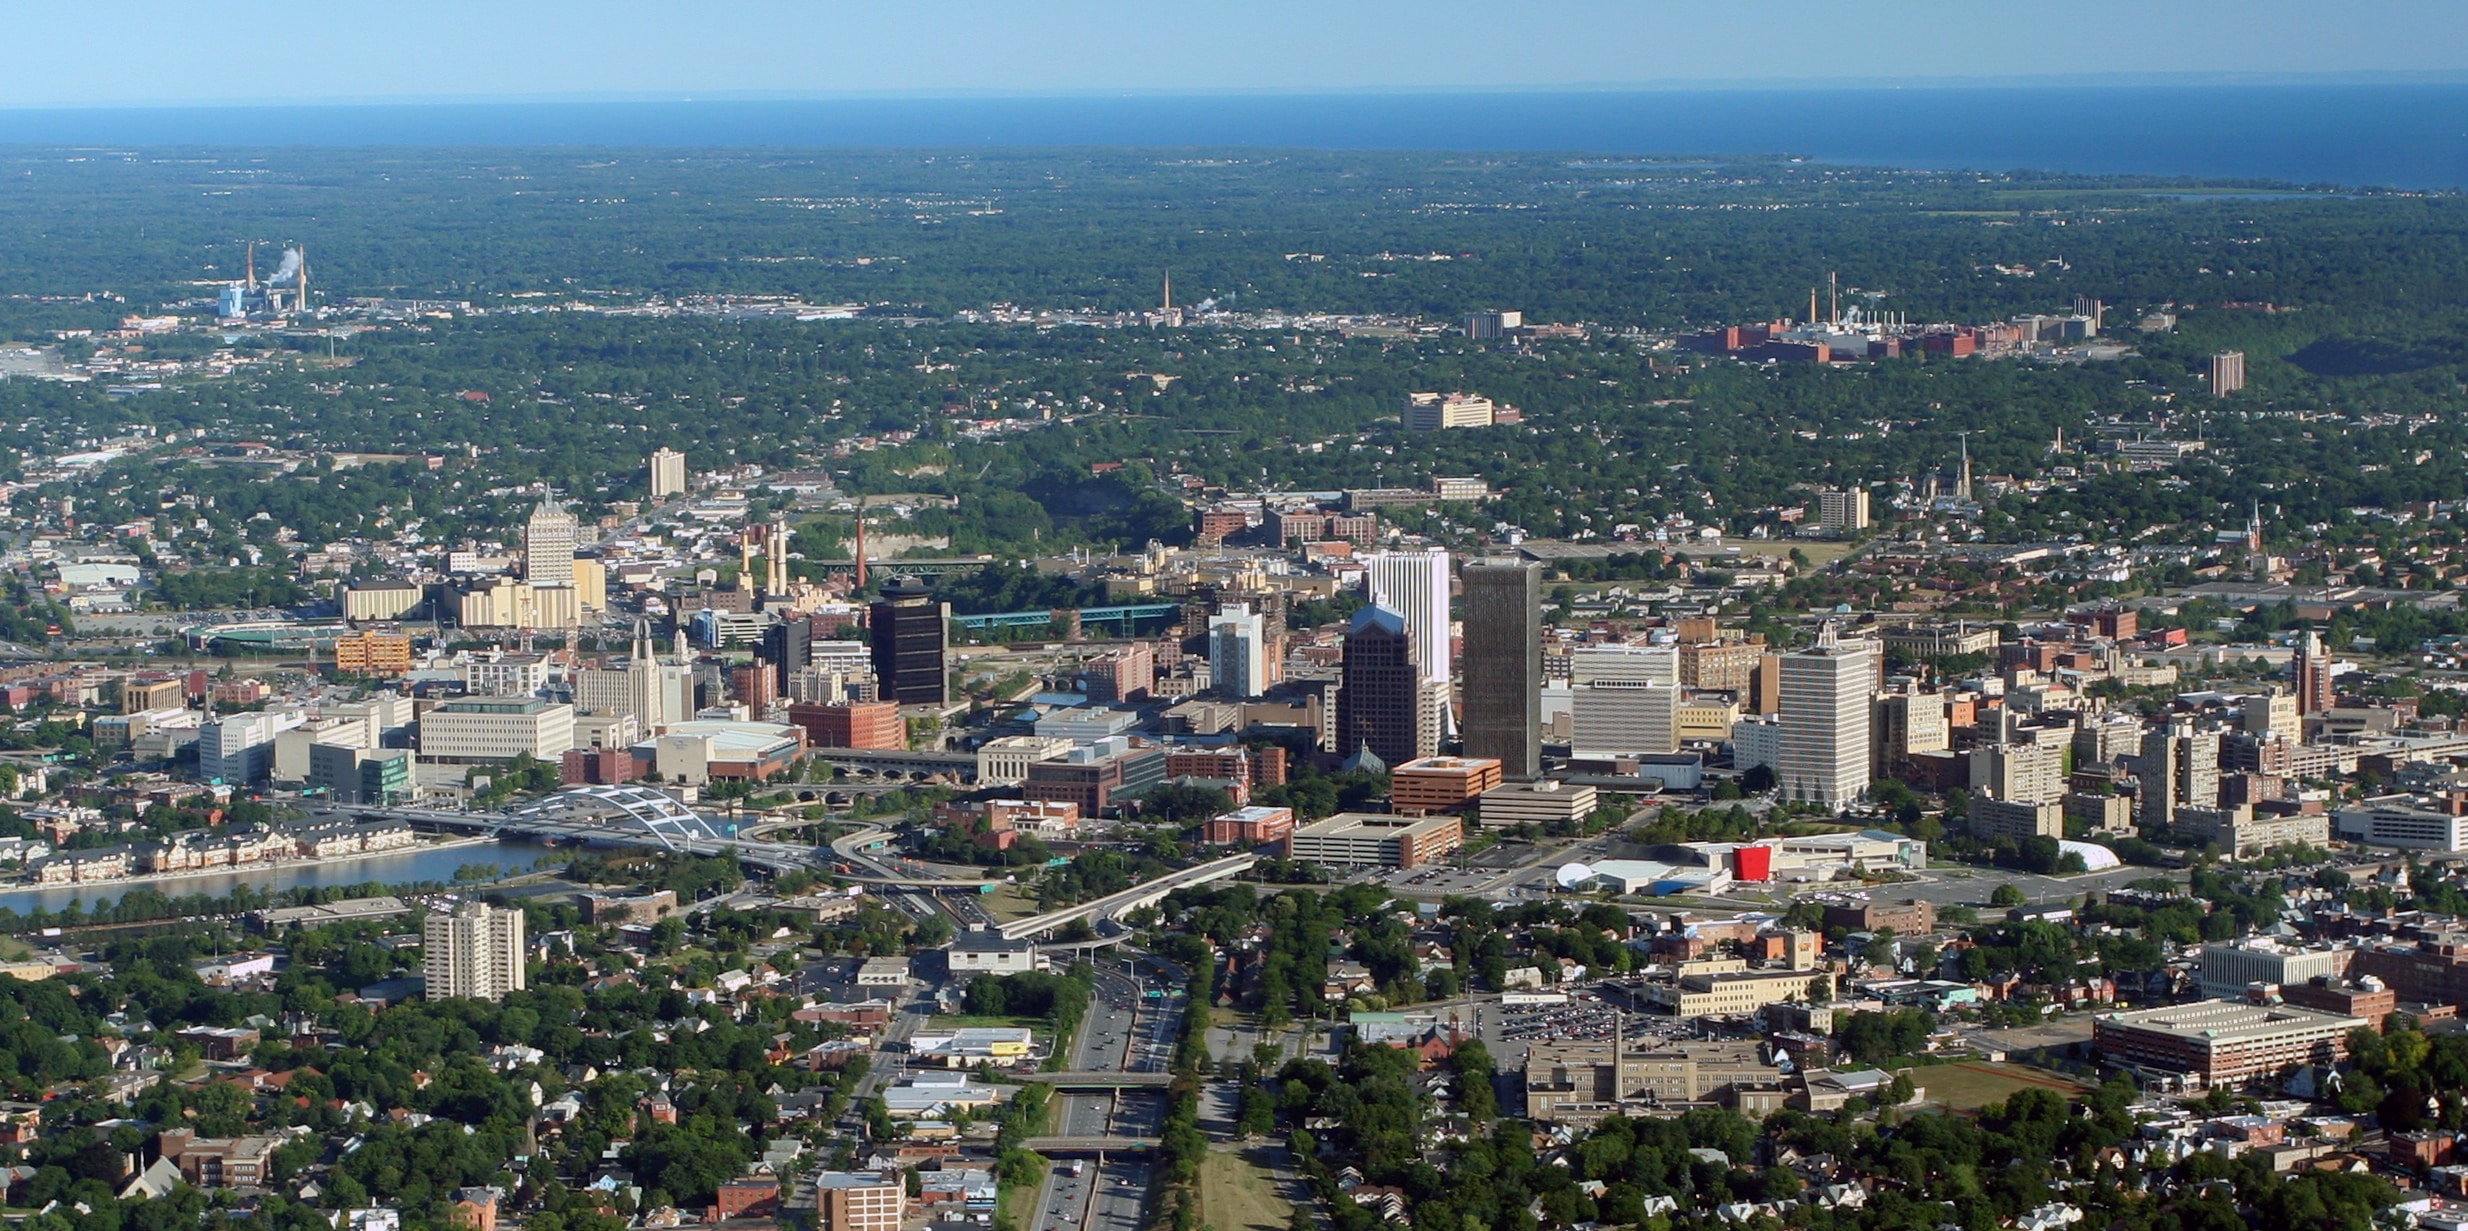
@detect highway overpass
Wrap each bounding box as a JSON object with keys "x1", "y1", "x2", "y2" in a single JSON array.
[
  {"x1": 1021, "y1": 1137, "x2": 1161, "y2": 1154},
  {"x1": 998, "y1": 854, "x2": 1258, "y2": 940},
  {"x1": 1018, "y1": 1071, "x2": 1176, "y2": 1089}
]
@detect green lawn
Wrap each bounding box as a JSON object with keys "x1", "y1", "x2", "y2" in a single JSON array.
[
  {"x1": 1899, "y1": 1061, "x2": 2090, "y2": 1111},
  {"x1": 1198, "y1": 1146, "x2": 1293, "y2": 1231}
]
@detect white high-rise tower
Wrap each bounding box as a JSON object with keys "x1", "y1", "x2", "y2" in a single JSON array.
[
  {"x1": 1363, "y1": 548, "x2": 1452, "y2": 687},
  {"x1": 649, "y1": 448, "x2": 688, "y2": 499},
  {"x1": 524, "y1": 498, "x2": 578, "y2": 588},
  {"x1": 1209, "y1": 603, "x2": 1268, "y2": 700},
  {"x1": 423, "y1": 901, "x2": 527, "y2": 1001},
  {"x1": 1778, "y1": 622, "x2": 1876, "y2": 808}
]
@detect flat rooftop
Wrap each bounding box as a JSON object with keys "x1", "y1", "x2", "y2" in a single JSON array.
[
  {"x1": 1395, "y1": 756, "x2": 1501, "y2": 774},
  {"x1": 2096, "y1": 998, "x2": 2363, "y2": 1043},
  {"x1": 1291, "y1": 812, "x2": 1463, "y2": 840}
]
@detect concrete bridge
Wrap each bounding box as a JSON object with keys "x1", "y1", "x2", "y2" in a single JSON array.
[
  {"x1": 805, "y1": 747, "x2": 980, "y2": 780},
  {"x1": 1017, "y1": 1071, "x2": 1176, "y2": 1089},
  {"x1": 997, "y1": 854, "x2": 1258, "y2": 940},
  {"x1": 1022, "y1": 1137, "x2": 1161, "y2": 1154}
]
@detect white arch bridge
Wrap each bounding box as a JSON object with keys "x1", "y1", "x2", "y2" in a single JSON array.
[{"x1": 511, "y1": 785, "x2": 725, "y2": 851}]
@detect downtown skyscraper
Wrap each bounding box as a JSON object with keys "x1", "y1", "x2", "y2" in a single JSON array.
[
  {"x1": 1363, "y1": 548, "x2": 1452, "y2": 687},
  {"x1": 1337, "y1": 604, "x2": 1437, "y2": 770},
  {"x1": 1460, "y1": 558, "x2": 1540, "y2": 778},
  {"x1": 1777, "y1": 623, "x2": 1876, "y2": 808}
]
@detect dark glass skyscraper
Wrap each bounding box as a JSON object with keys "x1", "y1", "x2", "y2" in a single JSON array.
[
  {"x1": 1461, "y1": 558, "x2": 1541, "y2": 778},
  {"x1": 1338, "y1": 604, "x2": 1431, "y2": 770},
  {"x1": 869, "y1": 579, "x2": 949, "y2": 706}
]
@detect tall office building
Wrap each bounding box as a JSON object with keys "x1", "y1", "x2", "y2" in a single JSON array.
[
  {"x1": 1569, "y1": 644, "x2": 1680, "y2": 686},
  {"x1": 1461, "y1": 559, "x2": 1541, "y2": 778},
  {"x1": 423, "y1": 901, "x2": 527, "y2": 1002},
  {"x1": 1571, "y1": 680, "x2": 1680, "y2": 759},
  {"x1": 523, "y1": 499, "x2": 578, "y2": 588},
  {"x1": 763, "y1": 617, "x2": 812, "y2": 695},
  {"x1": 2136, "y1": 726, "x2": 2181, "y2": 831},
  {"x1": 1338, "y1": 605, "x2": 1436, "y2": 769},
  {"x1": 1363, "y1": 548, "x2": 1452, "y2": 687},
  {"x1": 1777, "y1": 624, "x2": 1876, "y2": 808},
  {"x1": 2296, "y1": 630, "x2": 2334, "y2": 715},
  {"x1": 1209, "y1": 603, "x2": 1268, "y2": 700},
  {"x1": 869, "y1": 580, "x2": 950, "y2": 706},
  {"x1": 649, "y1": 447, "x2": 689, "y2": 499}
]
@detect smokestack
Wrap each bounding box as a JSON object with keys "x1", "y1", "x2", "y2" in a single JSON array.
[{"x1": 854, "y1": 511, "x2": 868, "y2": 593}]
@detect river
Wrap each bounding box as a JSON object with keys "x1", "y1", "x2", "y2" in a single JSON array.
[{"x1": 0, "y1": 836, "x2": 568, "y2": 917}]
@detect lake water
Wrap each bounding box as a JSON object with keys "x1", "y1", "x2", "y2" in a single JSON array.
[
  {"x1": 0, "y1": 84, "x2": 2464, "y2": 188},
  {"x1": 0, "y1": 836, "x2": 565, "y2": 918}
]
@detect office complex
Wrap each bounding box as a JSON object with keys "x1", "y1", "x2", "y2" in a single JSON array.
[
  {"x1": 1402, "y1": 392, "x2": 1495, "y2": 431},
  {"x1": 1362, "y1": 548, "x2": 1452, "y2": 686},
  {"x1": 1460, "y1": 559, "x2": 1541, "y2": 778},
  {"x1": 1571, "y1": 680, "x2": 1681, "y2": 758},
  {"x1": 199, "y1": 710, "x2": 309, "y2": 786},
  {"x1": 1389, "y1": 755, "x2": 1502, "y2": 815},
  {"x1": 1464, "y1": 310, "x2": 1522, "y2": 339},
  {"x1": 1284, "y1": 812, "x2": 1465, "y2": 869},
  {"x1": 523, "y1": 499, "x2": 578, "y2": 588},
  {"x1": 649, "y1": 447, "x2": 688, "y2": 499},
  {"x1": 1209, "y1": 603, "x2": 1268, "y2": 699},
  {"x1": 1569, "y1": 643, "x2": 1680, "y2": 686},
  {"x1": 2092, "y1": 999, "x2": 2361, "y2": 1085},
  {"x1": 420, "y1": 698, "x2": 576, "y2": 763},
  {"x1": 424, "y1": 901, "x2": 528, "y2": 1001},
  {"x1": 1777, "y1": 624, "x2": 1875, "y2": 807},
  {"x1": 2196, "y1": 939, "x2": 2351, "y2": 1000},
  {"x1": 869, "y1": 581, "x2": 950, "y2": 706},
  {"x1": 1337, "y1": 604, "x2": 1436, "y2": 769}
]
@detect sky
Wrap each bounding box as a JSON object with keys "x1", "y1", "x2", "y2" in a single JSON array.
[{"x1": 5, "y1": 0, "x2": 2466, "y2": 108}]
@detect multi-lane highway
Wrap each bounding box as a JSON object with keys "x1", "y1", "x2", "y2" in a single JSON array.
[{"x1": 1028, "y1": 956, "x2": 1180, "y2": 1231}]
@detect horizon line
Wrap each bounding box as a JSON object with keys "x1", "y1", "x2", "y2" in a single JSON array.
[{"x1": 5, "y1": 70, "x2": 2467, "y2": 112}]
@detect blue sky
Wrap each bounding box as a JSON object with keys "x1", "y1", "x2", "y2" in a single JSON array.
[{"x1": 6, "y1": 0, "x2": 2466, "y2": 107}]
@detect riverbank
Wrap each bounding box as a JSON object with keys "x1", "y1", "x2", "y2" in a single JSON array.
[{"x1": 10, "y1": 834, "x2": 508, "y2": 896}]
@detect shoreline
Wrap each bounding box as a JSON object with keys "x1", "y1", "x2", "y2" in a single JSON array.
[{"x1": 8, "y1": 834, "x2": 512, "y2": 897}]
